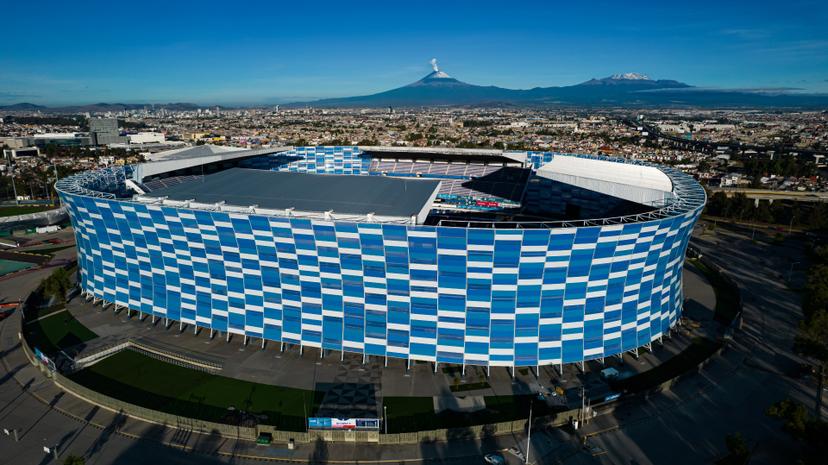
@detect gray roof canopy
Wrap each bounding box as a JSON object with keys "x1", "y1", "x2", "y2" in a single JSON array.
[{"x1": 145, "y1": 168, "x2": 441, "y2": 219}]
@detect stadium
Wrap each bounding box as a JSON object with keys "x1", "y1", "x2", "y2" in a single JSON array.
[{"x1": 56, "y1": 146, "x2": 705, "y2": 370}]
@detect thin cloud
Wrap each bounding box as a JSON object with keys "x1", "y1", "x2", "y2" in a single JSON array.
[{"x1": 719, "y1": 28, "x2": 770, "y2": 40}]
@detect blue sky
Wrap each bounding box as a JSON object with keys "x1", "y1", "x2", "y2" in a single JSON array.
[{"x1": 1, "y1": 0, "x2": 827, "y2": 105}]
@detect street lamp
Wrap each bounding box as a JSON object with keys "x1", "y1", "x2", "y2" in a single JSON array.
[
  {"x1": 525, "y1": 399, "x2": 533, "y2": 464},
  {"x1": 5, "y1": 155, "x2": 19, "y2": 206},
  {"x1": 383, "y1": 405, "x2": 388, "y2": 435},
  {"x1": 788, "y1": 261, "x2": 800, "y2": 283},
  {"x1": 46, "y1": 164, "x2": 60, "y2": 206}
]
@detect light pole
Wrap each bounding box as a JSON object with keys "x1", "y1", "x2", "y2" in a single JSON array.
[
  {"x1": 46, "y1": 164, "x2": 60, "y2": 206},
  {"x1": 383, "y1": 405, "x2": 387, "y2": 434},
  {"x1": 5, "y1": 155, "x2": 18, "y2": 205},
  {"x1": 788, "y1": 261, "x2": 800, "y2": 283},
  {"x1": 525, "y1": 400, "x2": 533, "y2": 464}
]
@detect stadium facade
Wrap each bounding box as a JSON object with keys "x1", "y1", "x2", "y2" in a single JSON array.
[{"x1": 57, "y1": 146, "x2": 705, "y2": 369}]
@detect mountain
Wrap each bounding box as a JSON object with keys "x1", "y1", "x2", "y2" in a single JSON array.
[
  {"x1": 575, "y1": 74, "x2": 690, "y2": 89},
  {"x1": 0, "y1": 102, "x2": 48, "y2": 111},
  {"x1": 296, "y1": 68, "x2": 828, "y2": 109},
  {"x1": 0, "y1": 102, "x2": 204, "y2": 113},
  {"x1": 304, "y1": 67, "x2": 525, "y2": 107}
]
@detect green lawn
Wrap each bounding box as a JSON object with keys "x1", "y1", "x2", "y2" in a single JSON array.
[
  {"x1": 67, "y1": 347, "x2": 561, "y2": 433},
  {"x1": 0, "y1": 205, "x2": 56, "y2": 217},
  {"x1": 69, "y1": 350, "x2": 323, "y2": 431},
  {"x1": 24, "y1": 310, "x2": 97, "y2": 355}
]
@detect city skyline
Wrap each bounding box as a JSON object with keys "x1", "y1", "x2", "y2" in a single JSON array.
[{"x1": 2, "y1": 0, "x2": 827, "y2": 105}]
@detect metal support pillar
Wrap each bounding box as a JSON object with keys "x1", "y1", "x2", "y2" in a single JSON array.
[
  {"x1": 341, "y1": 350, "x2": 345, "y2": 362},
  {"x1": 384, "y1": 356, "x2": 388, "y2": 367},
  {"x1": 462, "y1": 363, "x2": 466, "y2": 377},
  {"x1": 244, "y1": 335, "x2": 248, "y2": 346},
  {"x1": 406, "y1": 358, "x2": 411, "y2": 371},
  {"x1": 261, "y1": 338, "x2": 265, "y2": 349},
  {"x1": 486, "y1": 365, "x2": 491, "y2": 377},
  {"x1": 226, "y1": 332, "x2": 230, "y2": 342},
  {"x1": 434, "y1": 362, "x2": 438, "y2": 374}
]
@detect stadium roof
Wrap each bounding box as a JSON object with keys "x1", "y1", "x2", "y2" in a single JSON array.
[
  {"x1": 536, "y1": 155, "x2": 674, "y2": 207},
  {"x1": 143, "y1": 168, "x2": 441, "y2": 223},
  {"x1": 144, "y1": 144, "x2": 246, "y2": 162}
]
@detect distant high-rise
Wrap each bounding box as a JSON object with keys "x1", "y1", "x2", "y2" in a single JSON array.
[{"x1": 89, "y1": 117, "x2": 126, "y2": 145}]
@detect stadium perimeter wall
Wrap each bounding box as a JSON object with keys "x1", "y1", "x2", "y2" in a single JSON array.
[{"x1": 57, "y1": 151, "x2": 705, "y2": 368}]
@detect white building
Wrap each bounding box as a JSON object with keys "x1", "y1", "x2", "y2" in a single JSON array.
[
  {"x1": 3, "y1": 147, "x2": 40, "y2": 159},
  {"x1": 128, "y1": 132, "x2": 166, "y2": 144}
]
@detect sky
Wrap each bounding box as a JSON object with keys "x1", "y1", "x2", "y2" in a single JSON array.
[{"x1": 1, "y1": 0, "x2": 827, "y2": 105}]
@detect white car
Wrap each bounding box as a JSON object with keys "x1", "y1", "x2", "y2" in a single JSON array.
[
  {"x1": 484, "y1": 453, "x2": 506, "y2": 465},
  {"x1": 506, "y1": 447, "x2": 526, "y2": 461}
]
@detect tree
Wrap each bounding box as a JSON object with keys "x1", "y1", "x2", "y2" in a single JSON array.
[
  {"x1": 723, "y1": 432, "x2": 750, "y2": 464},
  {"x1": 794, "y1": 309, "x2": 828, "y2": 416},
  {"x1": 767, "y1": 399, "x2": 828, "y2": 465},
  {"x1": 43, "y1": 267, "x2": 72, "y2": 304},
  {"x1": 802, "y1": 266, "x2": 828, "y2": 320},
  {"x1": 63, "y1": 455, "x2": 85, "y2": 465}
]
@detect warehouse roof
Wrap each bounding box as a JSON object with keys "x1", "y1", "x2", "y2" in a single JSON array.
[{"x1": 144, "y1": 168, "x2": 441, "y2": 220}]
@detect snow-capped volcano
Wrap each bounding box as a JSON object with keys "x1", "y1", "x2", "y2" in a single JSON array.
[
  {"x1": 422, "y1": 59, "x2": 452, "y2": 79},
  {"x1": 610, "y1": 73, "x2": 651, "y2": 80},
  {"x1": 424, "y1": 70, "x2": 452, "y2": 79}
]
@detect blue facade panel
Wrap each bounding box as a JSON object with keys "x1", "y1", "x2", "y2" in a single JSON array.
[{"x1": 58, "y1": 151, "x2": 704, "y2": 367}]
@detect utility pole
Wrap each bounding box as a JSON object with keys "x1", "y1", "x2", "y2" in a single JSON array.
[{"x1": 384, "y1": 405, "x2": 388, "y2": 435}]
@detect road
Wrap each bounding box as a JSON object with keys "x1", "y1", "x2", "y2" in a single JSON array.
[{"x1": 706, "y1": 187, "x2": 828, "y2": 203}]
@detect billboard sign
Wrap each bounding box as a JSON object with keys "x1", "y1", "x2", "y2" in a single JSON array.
[{"x1": 308, "y1": 417, "x2": 380, "y2": 430}]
